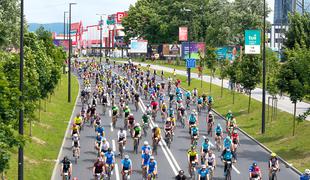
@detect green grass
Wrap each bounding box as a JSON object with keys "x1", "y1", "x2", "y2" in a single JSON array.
[
  {"x1": 150, "y1": 67, "x2": 310, "y2": 172},
  {"x1": 5, "y1": 74, "x2": 79, "y2": 180}
]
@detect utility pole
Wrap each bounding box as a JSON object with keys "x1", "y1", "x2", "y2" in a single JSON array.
[
  {"x1": 262, "y1": 0, "x2": 266, "y2": 134},
  {"x1": 18, "y1": 0, "x2": 24, "y2": 179},
  {"x1": 68, "y1": 2, "x2": 77, "y2": 103},
  {"x1": 97, "y1": 14, "x2": 106, "y2": 64}
]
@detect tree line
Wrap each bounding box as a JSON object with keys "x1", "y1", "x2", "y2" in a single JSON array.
[{"x1": 0, "y1": 0, "x2": 67, "y2": 175}]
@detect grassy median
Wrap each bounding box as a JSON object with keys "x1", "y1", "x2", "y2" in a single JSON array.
[
  {"x1": 5, "y1": 74, "x2": 79, "y2": 180},
  {"x1": 145, "y1": 66, "x2": 309, "y2": 172}
]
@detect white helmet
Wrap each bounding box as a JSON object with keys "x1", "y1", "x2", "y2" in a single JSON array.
[
  {"x1": 135, "y1": 123, "x2": 140, "y2": 126},
  {"x1": 305, "y1": 169, "x2": 310, "y2": 175},
  {"x1": 209, "y1": 111, "x2": 213, "y2": 115},
  {"x1": 154, "y1": 124, "x2": 158, "y2": 128},
  {"x1": 144, "y1": 141, "x2": 149, "y2": 146}
]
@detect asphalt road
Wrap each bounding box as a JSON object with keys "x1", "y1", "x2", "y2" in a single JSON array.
[{"x1": 52, "y1": 63, "x2": 299, "y2": 180}]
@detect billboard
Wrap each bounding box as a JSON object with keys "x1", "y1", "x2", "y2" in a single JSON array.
[
  {"x1": 181, "y1": 42, "x2": 205, "y2": 59},
  {"x1": 179, "y1": 27, "x2": 188, "y2": 41},
  {"x1": 116, "y1": 12, "x2": 127, "y2": 23},
  {"x1": 130, "y1": 40, "x2": 148, "y2": 53},
  {"x1": 53, "y1": 39, "x2": 69, "y2": 51},
  {"x1": 163, "y1": 44, "x2": 181, "y2": 57},
  {"x1": 215, "y1": 46, "x2": 241, "y2": 61},
  {"x1": 245, "y1": 30, "x2": 261, "y2": 54}
]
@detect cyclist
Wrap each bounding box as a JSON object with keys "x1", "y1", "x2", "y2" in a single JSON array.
[
  {"x1": 95, "y1": 133, "x2": 103, "y2": 153},
  {"x1": 160, "y1": 103, "x2": 168, "y2": 118},
  {"x1": 197, "y1": 96, "x2": 203, "y2": 112},
  {"x1": 190, "y1": 124, "x2": 199, "y2": 145},
  {"x1": 101, "y1": 138, "x2": 110, "y2": 153},
  {"x1": 142, "y1": 112, "x2": 150, "y2": 124},
  {"x1": 187, "y1": 146, "x2": 198, "y2": 175},
  {"x1": 192, "y1": 88, "x2": 198, "y2": 103},
  {"x1": 71, "y1": 124, "x2": 79, "y2": 136},
  {"x1": 147, "y1": 156, "x2": 158, "y2": 179},
  {"x1": 300, "y1": 169, "x2": 310, "y2": 180},
  {"x1": 124, "y1": 106, "x2": 131, "y2": 119},
  {"x1": 269, "y1": 153, "x2": 280, "y2": 177},
  {"x1": 249, "y1": 162, "x2": 262, "y2": 180},
  {"x1": 225, "y1": 110, "x2": 233, "y2": 121},
  {"x1": 141, "y1": 141, "x2": 152, "y2": 155},
  {"x1": 112, "y1": 105, "x2": 119, "y2": 118},
  {"x1": 206, "y1": 150, "x2": 216, "y2": 172},
  {"x1": 60, "y1": 156, "x2": 72, "y2": 179},
  {"x1": 231, "y1": 129, "x2": 239, "y2": 152},
  {"x1": 221, "y1": 148, "x2": 236, "y2": 176},
  {"x1": 175, "y1": 170, "x2": 188, "y2": 180},
  {"x1": 188, "y1": 111, "x2": 198, "y2": 133},
  {"x1": 201, "y1": 137, "x2": 213, "y2": 163},
  {"x1": 152, "y1": 124, "x2": 161, "y2": 144},
  {"x1": 145, "y1": 104, "x2": 152, "y2": 116},
  {"x1": 72, "y1": 134, "x2": 80, "y2": 158},
  {"x1": 168, "y1": 92, "x2": 175, "y2": 106},
  {"x1": 127, "y1": 114, "x2": 135, "y2": 130},
  {"x1": 74, "y1": 113, "x2": 83, "y2": 130},
  {"x1": 151, "y1": 100, "x2": 159, "y2": 112},
  {"x1": 164, "y1": 117, "x2": 173, "y2": 137},
  {"x1": 207, "y1": 112, "x2": 214, "y2": 136},
  {"x1": 223, "y1": 136, "x2": 233, "y2": 150},
  {"x1": 104, "y1": 148, "x2": 115, "y2": 174},
  {"x1": 168, "y1": 107, "x2": 174, "y2": 118},
  {"x1": 95, "y1": 125, "x2": 105, "y2": 137},
  {"x1": 93, "y1": 157, "x2": 104, "y2": 178},
  {"x1": 142, "y1": 149, "x2": 151, "y2": 177},
  {"x1": 185, "y1": 91, "x2": 191, "y2": 108},
  {"x1": 197, "y1": 164, "x2": 209, "y2": 180},
  {"x1": 121, "y1": 155, "x2": 132, "y2": 177},
  {"x1": 227, "y1": 117, "x2": 237, "y2": 135},
  {"x1": 132, "y1": 122, "x2": 142, "y2": 139}
]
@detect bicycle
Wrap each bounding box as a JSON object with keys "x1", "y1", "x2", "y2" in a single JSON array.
[
  {"x1": 147, "y1": 172, "x2": 156, "y2": 180},
  {"x1": 215, "y1": 136, "x2": 222, "y2": 152},
  {"x1": 119, "y1": 140, "x2": 124, "y2": 159},
  {"x1": 165, "y1": 132, "x2": 172, "y2": 148},
  {"x1": 142, "y1": 122, "x2": 149, "y2": 137},
  {"x1": 123, "y1": 170, "x2": 131, "y2": 180},
  {"x1": 72, "y1": 146, "x2": 79, "y2": 164},
  {"x1": 189, "y1": 161, "x2": 197, "y2": 179},
  {"x1": 208, "y1": 165, "x2": 214, "y2": 180},
  {"x1": 135, "y1": 100, "x2": 139, "y2": 112},
  {"x1": 63, "y1": 172, "x2": 70, "y2": 180},
  {"x1": 269, "y1": 167, "x2": 279, "y2": 180},
  {"x1": 224, "y1": 160, "x2": 232, "y2": 180},
  {"x1": 207, "y1": 122, "x2": 214, "y2": 137},
  {"x1": 152, "y1": 137, "x2": 159, "y2": 155},
  {"x1": 105, "y1": 164, "x2": 113, "y2": 180},
  {"x1": 94, "y1": 172, "x2": 103, "y2": 180}
]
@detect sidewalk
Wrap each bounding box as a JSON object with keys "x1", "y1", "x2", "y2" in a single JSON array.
[{"x1": 130, "y1": 61, "x2": 310, "y2": 120}]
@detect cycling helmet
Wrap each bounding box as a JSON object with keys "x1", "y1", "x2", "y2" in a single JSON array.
[
  {"x1": 97, "y1": 133, "x2": 101, "y2": 136},
  {"x1": 166, "y1": 118, "x2": 171, "y2": 122},
  {"x1": 191, "y1": 145, "x2": 196, "y2": 150},
  {"x1": 217, "y1": 123, "x2": 221, "y2": 127},
  {"x1": 125, "y1": 105, "x2": 129, "y2": 109},
  {"x1": 228, "y1": 110, "x2": 232, "y2": 113},
  {"x1": 205, "y1": 137, "x2": 209, "y2": 142},
  {"x1": 226, "y1": 136, "x2": 231, "y2": 140},
  {"x1": 233, "y1": 129, "x2": 238, "y2": 134},
  {"x1": 178, "y1": 170, "x2": 184, "y2": 175},
  {"x1": 124, "y1": 155, "x2": 129, "y2": 159},
  {"x1": 226, "y1": 147, "x2": 231, "y2": 151},
  {"x1": 271, "y1": 153, "x2": 277, "y2": 157},
  {"x1": 102, "y1": 137, "x2": 106, "y2": 141},
  {"x1": 73, "y1": 133, "x2": 78, "y2": 138},
  {"x1": 305, "y1": 169, "x2": 310, "y2": 175},
  {"x1": 208, "y1": 150, "x2": 213, "y2": 155},
  {"x1": 144, "y1": 141, "x2": 149, "y2": 145},
  {"x1": 150, "y1": 156, "x2": 155, "y2": 160},
  {"x1": 108, "y1": 148, "x2": 112, "y2": 152},
  {"x1": 135, "y1": 123, "x2": 140, "y2": 126},
  {"x1": 129, "y1": 114, "x2": 134, "y2": 117},
  {"x1": 253, "y1": 162, "x2": 257, "y2": 167},
  {"x1": 154, "y1": 124, "x2": 158, "y2": 128},
  {"x1": 208, "y1": 111, "x2": 213, "y2": 115},
  {"x1": 201, "y1": 164, "x2": 207, "y2": 168},
  {"x1": 145, "y1": 149, "x2": 150, "y2": 154}
]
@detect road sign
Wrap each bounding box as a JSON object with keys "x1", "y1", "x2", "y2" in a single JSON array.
[
  {"x1": 107, "y1": 19, "x2": 115, "y2": 25},
  {"x1": 245, "y1": 30, "x2": 261, "y2": 54},
  {"x1": 186, "y1": 58, "x2": 196, "y2": 68},
  {"x1": 179, "y1": 27, "x2": 188, "y2": 41}
]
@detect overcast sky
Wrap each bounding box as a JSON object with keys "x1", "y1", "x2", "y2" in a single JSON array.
[{"x1": 25, "y1": 0, "x2": 274, "y2": 26}]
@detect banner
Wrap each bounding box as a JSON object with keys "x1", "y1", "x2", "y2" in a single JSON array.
[
  {"x1": 181, "y1": 42, "x2": 205, "y2": 59},
  {"x1": 116, "y1": 12, "x2": 127, "y2": 23},
  {"x1": 245, "y1": 30, "x2": 261, "y2": 54},
  {"x1": 215, "y1": 46, "x2": 241, "y2": 61},
  {"x1": 163, "y1": 44, "x2": 181, "y2": 57},
  {"x1": 179, "y1": 27, "x2": 188, "y2": 41},
  {"x1": 130, "y1": 40, "x2": 148, "y2": 53},
  {"x1": 53, "y1": 39, "x2": 69, "y2": 51}
]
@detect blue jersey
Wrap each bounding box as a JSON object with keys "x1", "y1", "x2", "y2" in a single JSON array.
[
  {"x1": 300, "y1": 175, "x2": 310, "y2": 180},
  {"x1": 141, "y1": 145, "x2": 151, "y2": 153},
  {"x1": 197, "y1": 98, "x2": 203, "y2": 104},
  {"x1": 96, "y1": 136, "x2": 102, "y2": 143},
  {"x1": 223, "y1": 151, "x2": 233, "y2": 161},
  {"x1": 189, "y1": 115, "x2": 196, "y2": 123},
  {"x1": 191, "y1": 127, "x2": 199, "y2": 135},
  {"x1": 142, "y1": 154, "x2": 151, "y2": 166},
  {"x1": 202, "y1": 142, "x2": 211, "y2": 150},
  {"x1": 223, "y1": 138, "x2": 232, "y2": 149},
  {"x1": 96, "y1": 127, "x2": 104, "y2": 136},
  {"x1": 197, "y1": 168, "x2": 209, "y2": 177},
  {"x1": 148, "y1": 160, "x2": 157, "y2": 172},
  {"x1": 104, "y1": 152, "x2": 114, "y2": 164},
  {"x1": 176, "y1": 88, "x2": 180, "y2": 94},
  {"x1": 185, "y1": 92, "x2": 191, "y2": 98},
  {"x1": 121, "y1": 159, "x2": 132, "y2": 168},
  {"x1": 215, "y1": 126, "x2": 222, "y2": 134}
]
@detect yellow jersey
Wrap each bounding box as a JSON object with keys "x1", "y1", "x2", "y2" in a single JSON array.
[
  {"x1": 187, "y1": 150, "x2": 198, "y2": 157},
  {"x1": 74, "y1": 117, "x2": 82, "y2": 124},
  {"x1": 154, "y1": 127, "x2": 161, "y2": 137}
]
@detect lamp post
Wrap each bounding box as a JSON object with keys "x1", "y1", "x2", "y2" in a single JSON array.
[
  {"x1": 262, "y1": 0, "x2": 266, "y2": 134},
  {"x1": 18, "y1": 0, "x2": 24, "y2": 179},
  {"x1": 97, "y1": 14, "x2": 106, "y2": 64},
  {"x1": 182, "y1": 8, "x2": 192, "y2": 86},
  {"x1": 68, "y1": 2, "x2": 77, "y2": 103}
]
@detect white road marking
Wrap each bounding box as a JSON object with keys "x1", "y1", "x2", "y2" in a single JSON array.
[
  {"x1": 115, "y1": 163, "x2": 120, "y2": 180},
  {"x1": 232, "y1": 164, "x2": 241, "y2": 174},
  {"x1": 109, "y1": 110, "x2": 112, "y2": 117},
  {"x1": 110, "y1": 123, "x2": 114, "y2": 132},
  {"x1": 158, "y1": 140, "x2": 178, "y2": 175},
  {"x1": 112, "y1": 139, "x2": 116, "y2": 152}
]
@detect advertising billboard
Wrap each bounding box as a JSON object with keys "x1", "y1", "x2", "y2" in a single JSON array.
[
  {"x1": 179, "y1": 27, "x2": 188, "y2": 41},
  {"x1": 181, "y1": 42, "x2": 205, "y2": 59},
  {"x1": 215, "y1": 46, "x2": 241, "y2": 61},
  {"x1": 130, "y1": 40, "x2": 148, "y2": 53},
  {"x1": 116, "y1": 12, "x2": 127, "y2": 23},
  {"x1": 163, "y1": 44, "x2": 181, "y2": 57},
  {"x1": 245, "y1": 30, "x2": 261, "y2": 54}
]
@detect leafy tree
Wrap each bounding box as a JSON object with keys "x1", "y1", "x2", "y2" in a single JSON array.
[
  {"x1": 277, "y1": 47, "x2": 310, "y2": 135},
  {"x1": 219, "y1": 59, "x2": 229, "y2": 97},
  {"x1": 238, "y1": 54, "x2": 261, "y2": 113},
  {"x1": 205, "y1": 47, "x2": 217, "y2": 93},
  {"x1": 226, "y1": 60, "x2": 240, "y2": 104}
]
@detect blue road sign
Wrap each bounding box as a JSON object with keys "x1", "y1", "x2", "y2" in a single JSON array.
[{"x1": 186, "y1": 58, "x2": 196, "y2": 68}]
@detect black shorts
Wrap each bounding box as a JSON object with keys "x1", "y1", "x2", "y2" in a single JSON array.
[
  {"x1": 190, "y1": 156, "x2": 196, "y2": 162},
  {"x1": 216, "y1": 132, "x2": 221, "y2": 136},
  {"x1": 123, "y1": 167, "x2": 130, "y2": 171}
]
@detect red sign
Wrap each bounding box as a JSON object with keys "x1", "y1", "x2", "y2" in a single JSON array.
[
  {"x1": 179, "y1": 27, "x2": 188, "y2": 41},
  {"x1": 71, "y1": 22, "x2": 80, "y2": 31},
  {"x1": 116, "y1": 12, "x2": 126, "y2": 23}
]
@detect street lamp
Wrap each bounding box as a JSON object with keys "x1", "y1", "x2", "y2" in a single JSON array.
[
  {"x1": 18, "y1": 0, "x2": 24, "y2": 179},
  {"x1": 68, "y1": 2, "x2": 77, "y2": 103},
  {"x1": 182, "y1": 8, "x2": 192, "y2": 86},
  {"x1": 97, "y1": 13, "x2": 106, "y2": 64},
  {"x1": 262, "y1": 0, "x2": 266, "y2": 134}
]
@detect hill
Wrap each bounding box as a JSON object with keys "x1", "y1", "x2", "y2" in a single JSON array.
[{"x1": 28, "y1": 23, "x2": 66, "y2": 34}]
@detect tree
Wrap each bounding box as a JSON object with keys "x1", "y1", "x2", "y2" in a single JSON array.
[
  {"x1": 277, "y1": 47, "x2": 310, "y2": 136},
  {"x1": 238, "y1": 54, "x2": 261, "y2": 113},
  {"x1": 226, "y1": 60, "x2": 240, "y2": 104},
  {"x1": 205, "y1": 47, "x2": 217, "y2": 93},
  {"x1": 219, "y1": 59, "x2": 229, "y2": 97}
]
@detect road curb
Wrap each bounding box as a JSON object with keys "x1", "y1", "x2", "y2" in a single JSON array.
[{"x1": 51, "y1": 74, "x2": 81, "y2": 180}]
